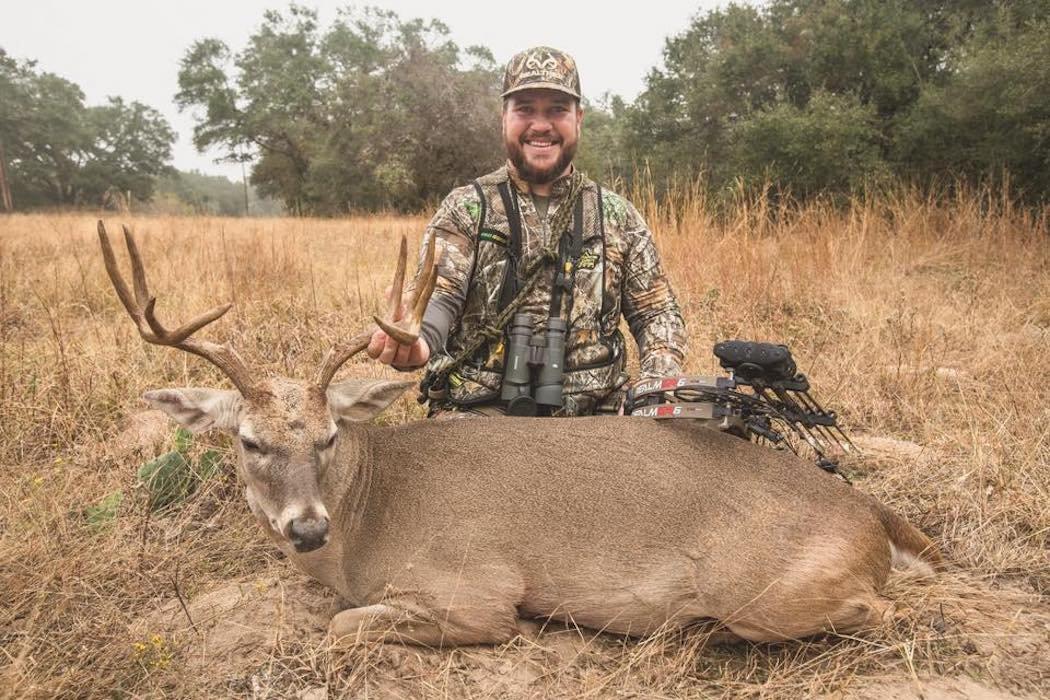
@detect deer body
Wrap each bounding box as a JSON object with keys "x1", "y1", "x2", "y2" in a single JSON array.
[
  {"x1": 272, "y1": 416, "x2": 928, "y2": 645},
  {"x1": 99, "y1": 222, "x2": 937, "y2": 648}
]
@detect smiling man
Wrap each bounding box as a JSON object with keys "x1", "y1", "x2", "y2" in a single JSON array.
[{"x1": 368, "y1": 46, "x2": 687, "y2": 417}]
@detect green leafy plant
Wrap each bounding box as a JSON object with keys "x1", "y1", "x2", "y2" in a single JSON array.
[
  {"x1": 137, "y1": 428, "x2": 222, "y2": 511},
  {"x1": 84, "y1": 490, "x2": 124, "y2": 527}
]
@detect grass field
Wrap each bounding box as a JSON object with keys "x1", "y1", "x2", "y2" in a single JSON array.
[{"x1": 0, "y1": 185, "x2": 1047, "y2": 698}]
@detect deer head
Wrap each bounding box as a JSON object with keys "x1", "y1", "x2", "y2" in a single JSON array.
[{"x1": 98, "y1": 222, "x2": 436, "y2": 553}]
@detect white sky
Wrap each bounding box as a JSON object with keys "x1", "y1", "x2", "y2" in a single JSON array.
[{"x1": 1, "y1": 0, "x2": 731, "y2": 180}]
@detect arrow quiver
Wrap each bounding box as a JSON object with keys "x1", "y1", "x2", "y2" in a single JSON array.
[{"x1": 624, "y1": 341, "x2": 857, "y2": 478}]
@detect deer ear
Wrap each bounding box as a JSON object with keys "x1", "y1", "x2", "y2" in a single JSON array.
[
  {"x1": 327, "y1": 379, "x2": 415, "y2": 423},
  {"x1": 143, "y1": 389, "x2": 243, "y2": 434}
]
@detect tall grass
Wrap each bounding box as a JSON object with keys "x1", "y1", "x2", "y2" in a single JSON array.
[{"x1": 0, "y1": 183, "x2": 1047, "y2": 697}]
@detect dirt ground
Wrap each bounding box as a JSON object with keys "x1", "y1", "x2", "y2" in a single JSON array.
[{"x1": 133, "y1": 567, "x2": 1046, "y2": 698}]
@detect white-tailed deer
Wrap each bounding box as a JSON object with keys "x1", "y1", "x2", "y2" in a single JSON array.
[{"x1": 99, "y1": 221, "x2": 939, "y2": 646}]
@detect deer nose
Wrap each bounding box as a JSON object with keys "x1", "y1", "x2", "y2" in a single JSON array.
[{"x1": 287, "y1": 516, "x2": 330, "y2": 553}]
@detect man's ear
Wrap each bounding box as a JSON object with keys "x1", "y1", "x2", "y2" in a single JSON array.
[
  {"x1": 327, "y1": 379, "x2": 415, "y2": 423},
  {"x1": 143, "y1": 389, "x2": 243, "y2": 434}
]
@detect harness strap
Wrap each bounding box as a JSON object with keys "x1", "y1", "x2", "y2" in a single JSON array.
[
  {"x1": 549, "y1": 195, "x2": 585, "y2": 321},
  {"x1": 496, "y1": 181, "x2": 523, "y2": 314}
]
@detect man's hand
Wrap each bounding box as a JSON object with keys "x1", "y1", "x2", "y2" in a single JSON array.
[
  {"x1": 366, "y1": 283, "x2": 431, "y2": 370},
  {"x1": 367, "y1": 329, "x2": 430, "y2": 369}
]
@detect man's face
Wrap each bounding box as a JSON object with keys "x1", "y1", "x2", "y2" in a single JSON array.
[{"x1": 502, "y1": 89, "x2": 584, "y2": 185}]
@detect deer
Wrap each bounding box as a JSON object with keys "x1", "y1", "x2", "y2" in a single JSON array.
[{"x1": 98, "y1": 221, "x2": 940, "y2": 647}]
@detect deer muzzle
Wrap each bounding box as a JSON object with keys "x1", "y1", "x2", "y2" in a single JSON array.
[{"x1": 287, "y1": 515, "x2": 331, "y2": 553}]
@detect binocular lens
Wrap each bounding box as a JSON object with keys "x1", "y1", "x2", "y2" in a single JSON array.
[
  {"x1": 499, "y1": 313, "x2": 567, "y2": 415},
  {"x1": 534, "y1": 317, "x2": 566, "y2": 408}
]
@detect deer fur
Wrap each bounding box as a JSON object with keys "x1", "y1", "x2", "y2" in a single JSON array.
[{"x1": 147, "y1": 377, "x2": 940, "y2": 647}]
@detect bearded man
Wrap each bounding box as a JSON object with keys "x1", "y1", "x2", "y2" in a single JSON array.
[{"x1": 368, "y1": 46, "x2": 687, "y2": 417}]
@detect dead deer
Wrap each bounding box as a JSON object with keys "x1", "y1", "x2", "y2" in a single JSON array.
[{"x1": 99, "y1": 221, "x2": 940, "y2": 647}]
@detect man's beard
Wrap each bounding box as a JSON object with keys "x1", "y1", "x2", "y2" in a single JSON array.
[{"x1": 506, "y1": 136, "x2": 578, "y2": 185}]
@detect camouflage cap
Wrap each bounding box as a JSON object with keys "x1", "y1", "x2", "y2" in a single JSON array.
[{"x1": 501, "y1": 46, "x2": 581, "y2": 100}]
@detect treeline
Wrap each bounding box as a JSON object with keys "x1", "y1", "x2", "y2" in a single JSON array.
[
  {"x1": 151, "y1": 170, "x2": 284, "y2": 216},
  {"x1": 3, "y1": 2, "x2": 1049, "y2": 215},
  {"x1": 609, "y1": 0, "x2": 1050, "y2": 200},
  {"x1": 0, "y1": 51, "x2": 277, "y2": 215},
  {"x1": 0, "y1": 50, "x2": 174, "y2": 209},
  {"x1": 176, "y1": 6, "x2": 503, "y2": 215},
  {"x1": 178, "y1": 1, "x2": 1050, "y2": 214}
]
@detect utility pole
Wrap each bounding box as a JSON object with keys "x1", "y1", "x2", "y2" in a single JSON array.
[{"x1": 0, "y1": 141, "x2": 13, "y2": 212}]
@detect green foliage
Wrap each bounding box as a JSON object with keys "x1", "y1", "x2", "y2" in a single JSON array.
[
  {"x1": 0, "y1": 49, "x2": 174, "y2": 209},
  {"x1": 895, "y1": 15, "x2": 1050, "y2": 196},
  {"x1": 168, "y1": 1, "x2": 1050, "y2": 207},
  {"x1": 620, "y1": 0, "x2": 1050, "y2": 202},
  {"x1": 138, "y1": 428, "x2": 222, "y2": 512},
  {"x1": 84, "y1": 490, "x2": 124, "y2": 528},
  {"x1": 575, "y1": 95, "x2": 631, "y2": 186},
  {"x1": 176, "y1": 5, "x2": 502, "y2": 214},
  {"x1": 730, "y1": 91, "x2": 888, "y2": 196}
]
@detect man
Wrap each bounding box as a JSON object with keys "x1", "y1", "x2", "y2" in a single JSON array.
[{"x1": 368, "y1": 46, "x2": 686, "y2": 417}]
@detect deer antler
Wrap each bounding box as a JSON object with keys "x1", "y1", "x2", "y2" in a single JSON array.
[
  {"x1": 315, "y1": 233, "x2": 437, "y2": 390},
  {"x1": 98, "y1": 221, "x2": 258, "y2": 396}
]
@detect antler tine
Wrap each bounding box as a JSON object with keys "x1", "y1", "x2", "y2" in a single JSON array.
[
  {"x1": 409, "y1": 233, "x2": 438, "y2": 323},
  {"x1": 385, "y1": 235, "x2": 407, "y2": 321},
  {"x1": 121, "y1": 224, "x2": 151, "y2": 308},
  {"x1": 98, "y1": 220, "x2": 152, "y2": 338},
  {"x1": 143, "y1": 296, "x2": 234, "y2": 346},
  {"x1": 315, "y1": 331, "x2": 374, "y2": 391},
  {"x1": 316, "y1": 234, "x2": 439, "y2": 390},
  {"x1": 98, "y1": 220, "x2": 257, "y2": 396},
  {"x1": 374, "y1": 234, "x2": 437, "y2": 345}
]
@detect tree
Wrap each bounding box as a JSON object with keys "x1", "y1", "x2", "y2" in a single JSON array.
[
  {"x1": 895, "y1": 13, "x2": 1050, "y2": 197},
  {"x1": 0, "y1": 49, "x2": 174, "y2": 209},
  {"x1": 0, "y1": 53, "x2": 90, "y2": 207},
  {"x1": 176, "y1": 5, "x2": 503, "y2": 214},
  {"x1": 152, "y1": 169, "x2": 283, "y2": 216},
  {"x1": 620, "y1": 0, "x2": 979, "y2": 197},
  {"x1": 729, "y1": 91, "x2": 888, "y2": 196},
  {"x1": 575, "y1": 94, "x2": 631, "y2": 186},
  {"x1": 77, "y1": 98, "x2": 175, "y2": 204}
]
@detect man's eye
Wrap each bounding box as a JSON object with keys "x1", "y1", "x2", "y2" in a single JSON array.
[{"x1": 241, "y1": 437, "x2": 261, "y2": 452}]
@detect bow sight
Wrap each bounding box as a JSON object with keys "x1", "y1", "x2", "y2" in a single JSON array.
[{"x1": 624, "y1": 341, "x2": 857, "y2": 477}]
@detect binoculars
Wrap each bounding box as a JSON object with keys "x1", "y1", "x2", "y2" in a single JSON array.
[{"x1": 500, "y1": 313, "x2": 567, "y2": 416}]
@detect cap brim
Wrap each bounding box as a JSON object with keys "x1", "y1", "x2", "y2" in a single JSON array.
[{"x1": 501, "y1": 81, "x2": 580, "y2": 99}]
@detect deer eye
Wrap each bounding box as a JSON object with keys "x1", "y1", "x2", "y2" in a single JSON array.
[
  {"x1": 324, "y1": 433, "x2": 337, "y2": 450},
  {"x1": 241, "y1": 437, "x2": 261, "y2": 452}
]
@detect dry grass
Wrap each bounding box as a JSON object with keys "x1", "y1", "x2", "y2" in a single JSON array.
[{"x1": 0, "y1": 185, "x2": 1047, "y2": 698}]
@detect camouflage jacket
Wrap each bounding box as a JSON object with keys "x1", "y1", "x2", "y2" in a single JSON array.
[{"x1": 416, "y1": 164, "x2": 687, "y2": 415}]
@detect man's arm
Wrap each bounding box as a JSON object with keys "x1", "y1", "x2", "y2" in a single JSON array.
[
  {"x1": 368, "y1": 186, "x2": 479, "y2": 369},
  {"x1": 619, "y1": 205, "x2": 688, "y2": 378}
]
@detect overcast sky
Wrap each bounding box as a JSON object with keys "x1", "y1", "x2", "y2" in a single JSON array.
[{"x1": 2, "y1": 0, "x2": 730, "y2": 180}]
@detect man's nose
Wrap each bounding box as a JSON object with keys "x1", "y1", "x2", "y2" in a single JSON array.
[{"x1": 528, "y1": 114, "x2": 553, "y2": 132}]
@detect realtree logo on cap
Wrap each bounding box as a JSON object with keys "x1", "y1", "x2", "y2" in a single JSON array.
[{"x1": 502, "y1": 47, "x2": 581, "y2": 99}]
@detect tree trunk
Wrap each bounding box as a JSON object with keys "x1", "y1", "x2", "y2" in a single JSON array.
[{"x1": 0, "y1": 141, "x2": 13, "y2": 212}]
